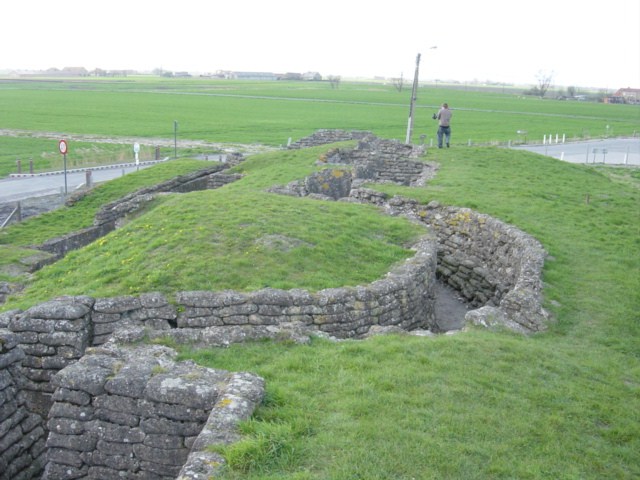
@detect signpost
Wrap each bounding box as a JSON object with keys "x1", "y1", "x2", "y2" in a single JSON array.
[
  {"x1": 59, "y1": 139, "x2": 68, "y2": 194},
  {"x1": 134, "y1": 142, "x2": 140, "y2": 170},
  {"x1": 174, "y1": 121, "x2": 178, "y2": 158}
]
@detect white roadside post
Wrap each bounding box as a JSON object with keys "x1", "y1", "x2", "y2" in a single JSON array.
[{"x1": 134, "y1": 142, "x2": 140, "y2": 171}]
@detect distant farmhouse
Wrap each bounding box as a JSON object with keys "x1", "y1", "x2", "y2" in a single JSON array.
[
  {"x1": 302, "y1": 72, "x2": 322, "y2": 81},
  {"x1": 16, "y1": 67, "x2": 133, "y2": 77},
  {"x1": 231, "y1": 72, "x2": 278, "y2": 81},
  {"x1": 605, "y1": 88, "x2": 640, "y2": 104},
  {"x1": 280, "y1": 72, "x2": 322, "y2": 81},
  {"x1": 209, "y1": 71, "x2": 322, "y2": 81},
  {"x1": 12, "y1": 66, "x2": 324, "y2": 81},
  {"x1": 42, "y1": 66, "x2": 89, "y2": 77}
]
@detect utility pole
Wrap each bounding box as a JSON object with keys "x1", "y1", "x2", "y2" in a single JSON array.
[{"x1": 405, "y1": 53, "x2": 421, "y2": 144}]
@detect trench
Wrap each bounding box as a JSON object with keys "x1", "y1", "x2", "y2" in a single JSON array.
[
  {"x1": 0, "y1": 132, "x2": 548, "y2": 479},
  {"x1": 433, "y1": 280, "x2": 470, "y2": 332}
]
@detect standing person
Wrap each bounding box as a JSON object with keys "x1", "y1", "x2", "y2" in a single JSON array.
[{"x1": 434, "y1": 103, "x2": 452, "y2": 148}]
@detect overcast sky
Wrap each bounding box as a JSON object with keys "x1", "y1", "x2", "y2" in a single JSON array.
[{"x1": 2, "y1": 0, "x2": 639, "y2": 89}]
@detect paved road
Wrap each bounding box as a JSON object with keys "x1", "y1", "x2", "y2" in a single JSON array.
[
  {"x1": 511, "y1": 137, "x2": 640, "y2": 166},
  {"x1": 0, "y1": 162, "x2": 157, "y2": 203},
  {"x1": 0, "y1": 155, "x2": 223, "y2": 204}
]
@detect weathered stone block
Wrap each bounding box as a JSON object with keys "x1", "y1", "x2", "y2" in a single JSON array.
[
  {"x1": 0, "y1": 347, "x2": 24, "y2": 369},
  {"x1": 138, "y1": 400, "x2": 208, "y2": 423},
  {"x1": 219, "y1": 303, "x2": 258, "y2": 317},
  {"x1": 143, "y1": 433, "x2": 184, "y2": 449},
  {"x1": 249, "y1": 288, "x2": 293, "y2": 306},
  {"x1": 133, "y1": 443, "x2": 189, "y2": 466},
  {"x1": 13, "y1": 331, "x2": 40, "y2": 346},
  {"x1": 43, "y1": 461, "x2": 88, "y2": 480},
  {"x1": 139, "y1": 460, "x2": 183, "y2": 477},
  {"x1": 176, "y1": 291, "x2": 224, "y2": 308},
  {"x1": 38, "y1": 332, "x2": 87, "y2": 350},
  {"x1": 144, "y1": 305, "x2": 177, "y2": 321},
  {"x1": 48, "y1": 403, "x2": 93, "y2": 422},
  {"x1": 52, "y1": 388, "x2": 91, "y2": 406},
  {"x1": 23, "y1": 299, "x2": 91, "y2": 321},
  {"x1": 9, "y1": 317, "x2": 55, "y2": 333},
  {"x1": 143, "y1": 370, "x2": 222, "y2": 410},
  {"x1": 93, "y1": 296, "x2": 141, "y2": 314},
  {"x1": 139, "y1": 292, "x2": 169, "y2": 308},
  {"x1": 47, "y1": 431, "x2": 97, "y2": 452},
  {"x1": 93, "y1": 394, "x2": 140, "y2": 415},
  {"x1": 221, "y1": 315, "x2": 249, "y2": 325},
  {"x1": 93, "y1": 422, "x2": 145, "y2": 444},
  {"x1": 82, "y1": 450, "x2": 139, "y2": 471},
  {"x1": 51, "y1": 362, "x2": 114, "y2": 396},
  {"x1": 140, "y1": 417, "x2": 202, "y2": 437},
  {"x1": 104, "y1": 365, "x2": 153, "y2": 399},
  {"x1": 94, "y1": 408, "x2": 139, "y2": 427},
  {"x1": 91, "y1": 312, "x2": 121, "y2": 324},
  {"x1": 176, "y1": 314, "x2": 223, "y2": 328},
  {"x1": 47, "y1": 417, "x2": 85, "y2": 436},
  {"x1": 47, "y1": 447, "x2": 83, "y2": 468},
  {"x1": 96, "y1": 439, "x2": 134, "y2": 456}
]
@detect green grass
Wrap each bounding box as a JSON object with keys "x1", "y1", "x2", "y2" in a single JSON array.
[
  {"x1": 9, "y1": 190, "x2": 421, "y2": 304},
  {"x1": 1, "y1": 79, "x2": 639, "y2": 478},
  {"x1": 0, "y1": 244, "x2": 49, "y2": 283},
  {"x1": 167, "y1": 147, "x2": 636, "y2": 479},
  {"x1": 1, "y1": 77, "x2": 638, "y2": 179},
  {"x1": 182, "y1": 332, "x2": 639, "y2": 480},
  {"x1": 0, "y1": 159, "x2": 228, "y2": 291},
  {"x1": 0, "y1": 159, "x2": 215, "y2": 247},
  {"x1": 0, "y1": 145, "x2": 424, "y2": 308},
  {"x1": 372, "y1": 148, "x2": 640, "y2": 352}
]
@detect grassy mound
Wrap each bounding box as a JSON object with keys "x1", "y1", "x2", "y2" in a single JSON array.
[
  {"x1": 2, "y1": 142, "x2": 638, "y2": 479},
  {"x1": 1, "y1": 145, "x2": 424, "y2": 308},
  {"x1": 183, "y1": 147, "x2": 638, "y2": 479}
]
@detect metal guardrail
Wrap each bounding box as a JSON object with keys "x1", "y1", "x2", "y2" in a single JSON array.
[{"x1": 0, "y1": 202, "x2": 21, "y2": 228}]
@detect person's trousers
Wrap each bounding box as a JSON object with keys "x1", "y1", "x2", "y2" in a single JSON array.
[{"x1": 438, "y1": 126, "x2": 451, "y2": 147}]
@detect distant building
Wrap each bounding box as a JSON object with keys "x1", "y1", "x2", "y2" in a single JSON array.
[
  {"x1": 302, "y1": 72, "x2": 322, "y2": 81},
  {"x1": 278, "y1": 72, "x2": 303, "y2": 81},
  {"x1": 41, "y1": 66, "x2": 88, "y2": 77},
  {"x1": 61, "y1": 67, "x2": 89, "y2": 76},
  {"x1": 175, "y1": 70, "x2": 323, "y2": 82},
  {"x1": 233, "y1": 72, "x2": 277, "y2": 81},
  {"x1": 91, "y1": 69, "x2": 132, "y2": 77},
  {"x1": 605, "y1": 88, "x2": 640, "y2": 104}
]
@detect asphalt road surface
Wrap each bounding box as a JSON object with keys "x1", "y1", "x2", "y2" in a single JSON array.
[
  {"x1": 0, "y1": 162, "x2": 158, "y2": 203},
  {"x1": 511, "y1": 137, "x2": 640, "y2": 166}
]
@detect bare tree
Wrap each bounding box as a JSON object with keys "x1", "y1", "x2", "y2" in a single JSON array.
[
  {"x1": 392, "y1": 74, "x2": 404, "y2": 92},
  {"x1": 328, "y1": 75, "x2": 341, "y2": 89},
  {"x1": 535, "y1": 70, "x2": 554, "y2": 97}
]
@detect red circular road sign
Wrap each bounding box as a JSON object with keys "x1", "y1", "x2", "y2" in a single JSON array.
[{"x1": 59, "y1": 139, "x2": 68, "y2": 155}]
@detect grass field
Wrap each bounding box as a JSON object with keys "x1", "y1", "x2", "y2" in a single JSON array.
[
  {"x1": 179, "y1": 147, "x2": 640, "y2": 480},
  {"x1": 1, "y1": 77, "x2": 638, "y2": 178},
  {"x1": 1, "y1": 78, "x2": 639, "y2": 479}
]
